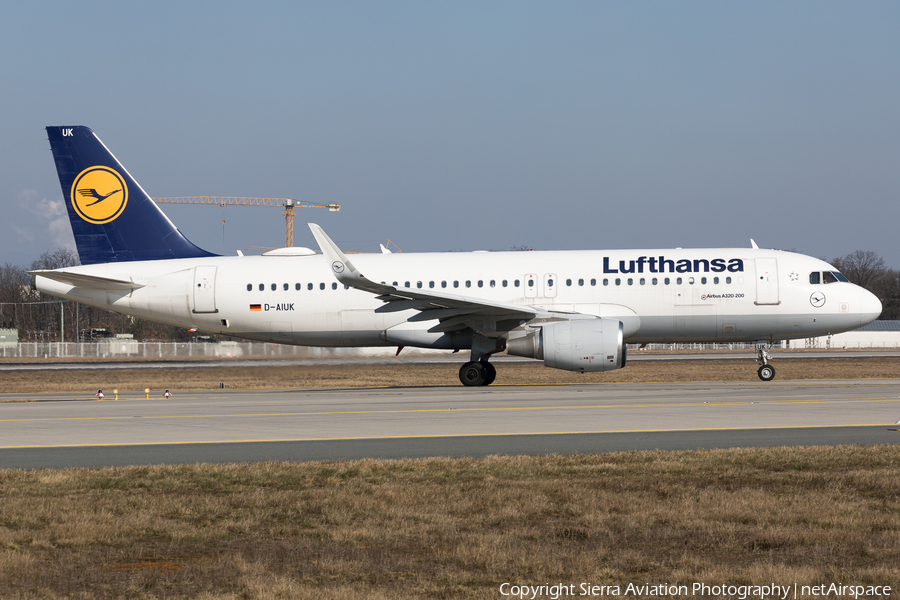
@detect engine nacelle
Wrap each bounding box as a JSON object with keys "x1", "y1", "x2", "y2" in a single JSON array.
[{"x1": 506, "y1": 318, "x2": 627, "y2": 372}]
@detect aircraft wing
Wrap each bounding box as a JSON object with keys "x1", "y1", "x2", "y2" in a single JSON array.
[
  {"x1": 308, "y1": 224, "x2": 539, "y2": 334},
  {"x1": 29, "y1": 269, "x2": 145, "y2": 290}
]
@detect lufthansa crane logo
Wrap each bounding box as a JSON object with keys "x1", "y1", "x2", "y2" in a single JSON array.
[
  {"x1": 332, "y1": 261, "x2": 345, "y2": 274},
  {"x1": 70, "y1": 166, "x2": 128, "y2": 224}
]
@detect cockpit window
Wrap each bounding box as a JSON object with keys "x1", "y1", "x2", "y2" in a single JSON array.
[{"x1": 811, "y1": 271, "x2": 849, "y2": 284}]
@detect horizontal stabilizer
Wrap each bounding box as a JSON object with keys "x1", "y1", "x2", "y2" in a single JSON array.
[{"x1": 30, "y1": 269, "x2": 144, "y2": 290}]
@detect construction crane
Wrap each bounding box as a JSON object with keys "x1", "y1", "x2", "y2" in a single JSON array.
[{"x1": 152, "y1": 197, "x2": 340, "y2": 248}]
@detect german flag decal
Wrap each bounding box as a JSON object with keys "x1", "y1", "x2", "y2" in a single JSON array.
[{"x1": 250, "y1": 304, "x2": 261, "y2": 311}]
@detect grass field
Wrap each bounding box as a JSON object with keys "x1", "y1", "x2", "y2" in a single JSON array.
[{"x1": 1, "y1": 447, "x2": 898, "y2": 599}]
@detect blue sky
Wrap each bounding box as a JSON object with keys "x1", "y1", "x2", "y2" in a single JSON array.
[{"x1": 3, "y1": 2, "x2": 899, "y2": 267}]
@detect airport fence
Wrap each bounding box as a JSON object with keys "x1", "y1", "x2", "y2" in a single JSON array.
[
  {"x1": 0, "y1": 340, "x2": 766, "y2": 360},
  {"x1": 0, "y1": 341, "x2": 353, "y2": 360},
  {"x1": 1, "y1": 339, "x2": 893, "y2": 361}
]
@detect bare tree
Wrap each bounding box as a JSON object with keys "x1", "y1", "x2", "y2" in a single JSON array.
[
  {"x1": 29, "y1": 248, "x2": 80, "y2": 272},
  {"x1": 831, "y1": 250, "x2": 886, "y2": 290},
  {"x1": 878, "y1": 269, "x2": 900, "y2": 320}
]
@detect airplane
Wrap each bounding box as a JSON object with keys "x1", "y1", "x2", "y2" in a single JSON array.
[{"x1": 33, "y1": 126, "x2": 882, "y2": 386}]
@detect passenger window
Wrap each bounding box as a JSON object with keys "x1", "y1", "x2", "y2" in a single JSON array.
[
  {"x1": 713, "y1": 277, "x2": 719, "y2": 284},
  {"x1": 676, "y1": 277, "x2": 683, "y2": 285},
  {"x1": 548, "y1": 278, "x2": 554, "y2": 287},
  {"x1": 308, "y1": 283, "x2": 313, "y2": 290},
  {"x1": 502, "y1": 280, "x2": 508, "y2": 287},
  {"x1": 726, "y1": 277, "x2": 732, "y2": 284},
  {"x1": 527, "y1": 279, "x2": 534, "y2": 287},
  {"x1": 405, "y1": 281, "x2": 410, "y2": 288},
  {"x1": 664, "y1": 278, "x2": 670, "y2": 285},
  {"x1": 429, "y1": 281, "x2": 434, "y2": 288},
  {"x1": 809, "y1": 272, "x2": 820, "y2": 284},
  {"x1": 578, "y1": 279, "x2": 584, "y2": 286},
  {"x1": 247, "y1": 284, "x2": 252, "y2": 292},
  {"x1": 615, "y1": 278, "x2": 621, "y2": 286},
  {"x1": 332, "y1": 283, "x2": 337, "y2": 290},
  {"x1": 259, "y1": 284, "x2": 264, "y2": 291},
  {"x1": 454, "y1": 281, "x2": 459, "y2": 288},
  {"x1": 688, "y1": 277, "x2": 695, "y2": 284},
  {"x1": 701, "y1": 277, "x2": 707, "y2": 284},
  {"x1": 295, "y1": 283, "x2": 301, "y2": 290},
  {"x1": 515, "y1": 280, "x2": 520, "y2": 287},
  {"x1": 442, "y1": 281, "x2": 447, "y2": 288},
  {"x1": 652, "y1": 278, "x2": 658, "y2": 285},
  {"x1": 320, "y1": 283, "x2": 325, "y2": 290},
  {"x1": 627, "y1": 278, "x2": 633, "y2": 286},
  {"x1": 478, "y1": 280, "x2": 483, "y2": 288},
  {"x1": 591, "y1": 278, "x2": 596, "y2": 286},
  {"x1": 271, "y1": 283, "x2": 277, "y2": 291},
  {"x1": 466, "y1": 281, "x2": 472, "y2": 288},
  {"x1": 392, "y1": 281, "x2": 398, "y2": 287},
  {"x1": 417, "y1": 282, "x2": 423, "y2": 289},
  {"x1": 639, "y1": 278, "x2": 645, "y2": 285},
  {"x1": 283, "y1": 283, "x2": 289, "y2": 291},
  {"x1": 490, "y1": 280, "x2": 496, "y2": 287}
]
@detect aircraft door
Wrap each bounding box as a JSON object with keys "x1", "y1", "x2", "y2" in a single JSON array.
[
  {"x1": 543, "y1": 273, "x2": 557, "y2": 298},
  {"x1": 524, "y1": 273, "x2": 537, "y2": 299},
  {"x1": 755, "y1": 258, "x2": 780, "y2": 305},
  {"x1": 192, "y1": 266, "x2": 218, "y2": 314}
]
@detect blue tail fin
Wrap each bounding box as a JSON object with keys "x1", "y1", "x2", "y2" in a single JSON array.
[{"x1": 46, "y1": 126, "x2": 217, "y2": 265}]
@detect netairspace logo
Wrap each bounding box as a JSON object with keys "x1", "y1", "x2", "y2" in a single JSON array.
[{"x1": 497, "y1": 582, "x2": 892, "y2": 599}]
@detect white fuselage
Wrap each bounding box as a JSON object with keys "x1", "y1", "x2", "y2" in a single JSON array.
[{"x1": 35, "y1": 247, "x2": 881, "y2": 348}]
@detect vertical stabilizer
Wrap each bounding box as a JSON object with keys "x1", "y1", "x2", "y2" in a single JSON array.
[{"x1": 46, "y1": 126, "x2": 217, "y2": 264}]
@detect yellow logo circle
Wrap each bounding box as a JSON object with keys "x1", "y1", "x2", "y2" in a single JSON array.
[{"x1": 71, "y1": 166, "x2": 128, "y2": 224}]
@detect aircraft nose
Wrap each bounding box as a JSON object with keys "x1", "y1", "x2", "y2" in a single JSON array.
[{"x1": 858, "y1": 287, "x2": 882, "y2": 326}]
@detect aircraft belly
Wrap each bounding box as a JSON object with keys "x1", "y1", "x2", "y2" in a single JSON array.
[
  {"x1": 673, "y1": 305, "x2": 717, "y2": 341},
  {"x1": 292, "y1": 330, "x2": 387, "y2": 347},
  {"x1": 629, "y1": 311, "x2": 861, "y2": 344},
  {"x1": 340, "y1": 309, "x2": 386, "y2": 345}
]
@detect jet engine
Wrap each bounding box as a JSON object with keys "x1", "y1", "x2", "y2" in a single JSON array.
[{"x1": 506, "y1": 318, "x2": 626, "y2": 372}]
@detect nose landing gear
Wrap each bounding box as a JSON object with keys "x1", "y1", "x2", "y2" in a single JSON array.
[
  {"x1": 757, "y1": 363, "x2": 776, "y2": 381},
  {"x1": 755, "y1": 341, "x2": 776, "y2": 381}
]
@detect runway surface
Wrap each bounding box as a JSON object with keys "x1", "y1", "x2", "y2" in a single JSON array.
[{"x1": 2, "y1": 379, "x2": 899, "y2": 469}]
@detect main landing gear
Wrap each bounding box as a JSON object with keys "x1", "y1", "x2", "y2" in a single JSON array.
[
  {"x1": 755, "y1": 340, "x2": 775, "y2": 382},
  {"x1": 459, "y1": 361, "x2": 497, "y2": 387},
  {"x1": 459, "y1": 334, "x2": 502, "y2": 387}
]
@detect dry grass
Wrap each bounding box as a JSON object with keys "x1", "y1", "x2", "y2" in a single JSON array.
[
  {"x1": 1, "y1": 446, "x2": 899, "y2": 599},
  {"x1": 1, "y1": 357, "x2": 898, "y2": 395}
]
